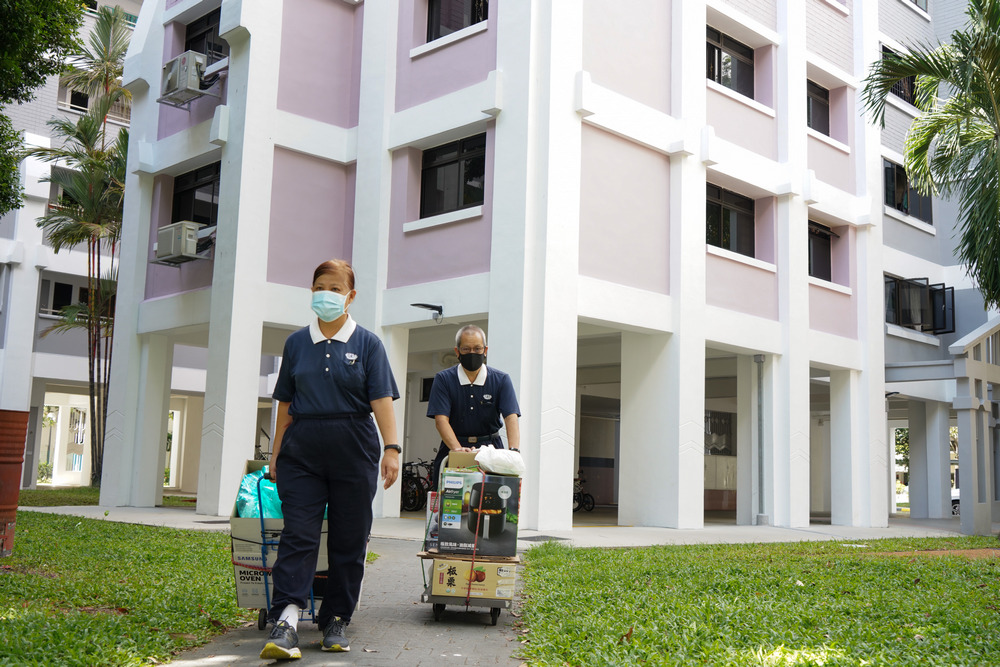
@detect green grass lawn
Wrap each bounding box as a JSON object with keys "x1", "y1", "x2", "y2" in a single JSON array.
[
  {"x1": 0, "y1": 511, "x2": 253, "y2": 666},
  {"x1": 17, "y1": 486, "x2": 197, "y2": 508},
  {"x1": 519, "y1": 538, "x2": 1000, "y2": 666}
]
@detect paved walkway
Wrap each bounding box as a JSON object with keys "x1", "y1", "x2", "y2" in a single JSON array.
[{"x1": 19, "y1": 505, "x2": 997, "y2": 666}]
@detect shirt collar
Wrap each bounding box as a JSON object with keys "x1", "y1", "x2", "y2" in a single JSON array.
[
  {"x1": 457, "y1": 364, "x2": 488, "y2": 386},
  {"x1": 309, "y1": 315, "x2": 357, "y2": 344}
]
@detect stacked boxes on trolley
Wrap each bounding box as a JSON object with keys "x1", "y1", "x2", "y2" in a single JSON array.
[
  {"x1": 230, "y1": 459, "x2": 328, "y2": 609},
  {"x1": 423, "y1": 451, "x2": 521, "y2": 600}
]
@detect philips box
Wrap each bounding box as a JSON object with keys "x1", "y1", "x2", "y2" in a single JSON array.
[{"x1": 436, "y1": 468, "x2": 520, "y2": 558}]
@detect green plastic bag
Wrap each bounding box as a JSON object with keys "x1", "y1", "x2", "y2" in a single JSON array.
[{"x1": 236, "y1": 466, "x2": 283, "y2": 518}]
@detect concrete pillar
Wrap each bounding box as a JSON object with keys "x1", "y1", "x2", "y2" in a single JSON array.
[
  {"x1": 372, "y1": 326, "x2": 407, "y2": 519},
  {"x1": 21, "y1": 381, "x2": 47, "y2": 489},
  {"x1": 132, "y1": 335, "x2": 173, "y2": 507},
  {"x1": 955, "y1": 377, "x2": 995, "y2": 535},
  {"x1": 487, "y1": 0, "x2": 581, "y2": 531},
  {"x1": 736, "y1": 355, "x2": 754, "y2": 525},
  {"x1": 195, "y1": 2, "x2": 284, "y2": 516},
  {"x1": 830, "y1": 369, "x2": 869, "y2": 525},
  {"x1": 907, "y1": 400, "x2": 929, "y2": 517},
  {"x1": 809, "y1": 417, "x2": 831, "y2": 514}
]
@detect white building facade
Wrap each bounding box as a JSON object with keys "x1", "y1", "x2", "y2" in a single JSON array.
[{"x1": 104, "y1": 0, "x2": 997, "y2": 534}]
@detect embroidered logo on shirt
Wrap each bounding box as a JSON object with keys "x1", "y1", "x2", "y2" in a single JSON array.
[
  {"x1": 483, "y1": 394, "x2": 492, "y2": 400},
  {"x1": 345, "y1": 353, "x2": 358, "y2": 365}
]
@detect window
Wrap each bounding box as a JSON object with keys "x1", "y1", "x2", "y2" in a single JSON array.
[
  {"x1": 707, "y1": 27, "x2": 754, "y2": 99},
  {"x1": 173, "y1": 162, "x2": 221, "y2": 228},
  {"x1": 185, "y1": 8, "x2": 228, "y2": 65},
  {"x1": 884, "y1": 159, "x2": 932, "y2": 223},
  {"x1": 808, "y1": 222, "x2": 837, "y2": 281},
  {"x1": 69, "y1": 90, "x2": 89, "y2": 113},
  {"x1": 38, "y1": 279, "x2": 76, "y2": 315},
  {"x1": 907, "y1": 0, "x2": 928, "y2": 10},
  {"x1": 884, "y1": 275, "x2": 954, "y2": 334},
  {"x1": 806, "y1": 81, "x2": 830, "y2": 135},
  {"x1": 420, "y1": 134, "x2": 486, "y2": 218},
  {"x1": 882, "y1": 46, "x2": 917, "y2": 106},
  {"x1": 706, "y1": 184, "x2": 755, "y2": 257},
  {"x1": 427, "y1": 0, "x2": 488, "y2": 42},
  {"x1": 704, "y1": 411, "x2": 736, "y2": 456}
]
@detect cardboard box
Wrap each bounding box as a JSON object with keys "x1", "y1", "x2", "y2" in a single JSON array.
[
  {"x1": 428, "y1": 558, "x2": 517, "y2": 599},
  {"x1": 230, "y1": 459, "x2": 328, "y2": 608},
  {"x1": 436, "y1": 467, "x2": 520, "y2": 557}
]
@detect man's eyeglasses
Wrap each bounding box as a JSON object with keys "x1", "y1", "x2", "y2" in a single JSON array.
[{"x1": 459, "y1": 347, "x2": 485, "y2": 354}]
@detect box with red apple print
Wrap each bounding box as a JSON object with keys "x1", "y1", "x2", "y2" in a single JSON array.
[{"x1": 427, "y1": 557, "x2": 518, "y2": 599}]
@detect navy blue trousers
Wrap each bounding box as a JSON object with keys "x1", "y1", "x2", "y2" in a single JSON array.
[{"x1": 267, "y1": 414, "x2": 380, "y2": 627}]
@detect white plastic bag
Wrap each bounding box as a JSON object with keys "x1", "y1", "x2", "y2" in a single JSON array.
[{"x1": 475, "y1": 445, "x2": 526, "y2": 476}]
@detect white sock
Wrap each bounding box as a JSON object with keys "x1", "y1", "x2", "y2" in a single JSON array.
[{"x1": 278, "y1": 604, "x2": 300, "y2": 630}]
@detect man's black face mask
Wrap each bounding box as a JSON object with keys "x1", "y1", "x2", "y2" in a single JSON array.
[{"x1": 459, "y1": 352, "x2": 485, "y2": 372}]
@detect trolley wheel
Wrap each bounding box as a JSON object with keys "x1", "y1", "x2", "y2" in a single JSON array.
[
  {"x1": 257, "y1": 608, "x2": 268, "y2": 631},
  {"x1": 490, "y1": 607, "x2": 501, "y2": 626},
  {"x1": 432, "y1": 603, "x2": 445, "y2": 621}
]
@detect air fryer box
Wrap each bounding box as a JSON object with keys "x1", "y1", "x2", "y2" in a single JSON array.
[{"x1": 436, "y1": 468, "x2": 520, "y2": 557}]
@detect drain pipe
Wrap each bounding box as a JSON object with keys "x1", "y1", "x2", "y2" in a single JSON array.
[{"x1": 753, "y1": 354, "x2": 769, "y2": 526}]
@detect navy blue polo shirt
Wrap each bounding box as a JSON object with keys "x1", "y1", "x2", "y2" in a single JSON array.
[
  {"x1": 426, "y1": 365, "x2": 520, "y2": 436},
  {"x1": 273, "y1": 316, "x2": 399, "y2": 416}
]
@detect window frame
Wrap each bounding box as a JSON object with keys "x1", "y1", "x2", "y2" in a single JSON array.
[
  {"x1": 706, "y1": 27, "x2": 755, "y2": 100},
  {"x1": 427, "y1": 0, "x2": 489, "y2": 43},
  {"x1": 185, "y1": 8, "x2": 229, "y2": 65},
  {"x1": 884, "y1": 275, "x2": 954, "y2": 335},
  {"x1": 806, "y1": 80, "x2": 831, "y2": 136},
  {"x1": 807, "y1": 221, "x2": 836, "y2": 281},
  {"x1": 172, "y1": 162, "x2": 222, "y2": 229},
  {"x1": 419, "y1": 133, "x2": 487, "y2": 219},
  {"x1": 706, "y1": 184, "x2": 756, "y2": 258},
  {"x1": 883, "y1": 158, "x2": 932, "y2": 224},
  {"x1": 882, "y1": 45, "x2": 917, "y2": 106}
]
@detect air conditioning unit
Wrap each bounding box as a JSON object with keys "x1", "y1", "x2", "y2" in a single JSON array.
[
  {"x1": 156, "y1": 220, "x2": 205, "y2": 264},
  {"x1": 159, "y1": 50, "x2": 207, "y2": 106}
]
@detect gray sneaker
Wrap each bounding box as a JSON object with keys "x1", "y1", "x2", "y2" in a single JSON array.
[
  {"x1": 259, "y1": 620, "x2": 301, "y2": 660},
  {"x1": 322, "y1": 616, "x2": 350, "y2": 652}
]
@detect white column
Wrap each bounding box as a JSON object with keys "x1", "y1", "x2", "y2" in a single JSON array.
[
  {"x1": 855, "y1": 0, "x2": 889, "y2": 529},
  {"x1": 736, "y1": 355, "x2": 755, "y2": 525},
  {"x1": 196, "y1": 3, "x2": 283, "y2": 516},
  {"x1": 906, "y1": 400, "x2": 929, "y2": 517},
  {"x1": 488, "y1": 0, "x2": 581, "y2": 531},
  {"x1": 955, "y1": 378, "x2": 994, "y2": 535},
  {"x1": 0, "y1": 140, "x2": 49, "y2": 417},
  {"x1": 830, "y1": 368, "x2": 870, "y2": 525},
  {"x1": 352, "y1": 1, "x2": 402, "y2": 519},
  {"x1": 21, "y1": 381, "x2": 47, "y2": 489},
  {"x1": 372, "y1": 326, "x2": 407, "y2": 519},
  {"x1": 131, "y1": 335, "x2": 173, "y2": 507},
  {"x1": 925, "y1": 402, "x2": 951, "y2": 518}
]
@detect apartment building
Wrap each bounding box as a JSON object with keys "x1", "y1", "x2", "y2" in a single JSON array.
[
  {"x1": 0, "y1": 0, "x2": 222, "y2": 495},
  {"x1": 103, "y1": 0, "x2": 997, "y2": 534}
]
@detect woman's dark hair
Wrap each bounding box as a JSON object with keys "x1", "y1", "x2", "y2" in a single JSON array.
[{"x1": 312, "y1": 259, "x2": 355, "y2": 289}]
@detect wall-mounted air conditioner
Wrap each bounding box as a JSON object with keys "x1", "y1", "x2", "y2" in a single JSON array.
[
  {"x1": 156, "y1": 220, "x2": 206, "y2": 265},
  {"x1": 159, "y1": 50, "x2": 208, "y2": 106}
]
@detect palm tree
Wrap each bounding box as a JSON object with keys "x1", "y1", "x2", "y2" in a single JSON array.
[
  {"x1": 861, "y1": 0, "x2": 1000, "y2": 309},
  {"x1": 61, "y1": 6, "x2": 132, "y2": 136},
  {"x1": 24, "y1": 91, "x2": 127, "y2": 488}
]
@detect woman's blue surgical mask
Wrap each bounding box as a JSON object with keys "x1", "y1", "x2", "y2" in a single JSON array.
[{"x1": 311, "y1": 291, "x2": 347, "y2": 322}]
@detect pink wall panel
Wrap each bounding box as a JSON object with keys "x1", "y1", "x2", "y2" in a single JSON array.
[
  {"x1": 706, "y1": 88, "x2": 777, "y2": 160},
  {"x1": 157, "y1": 22, "x2": 227, "y2": 140},
  {"x1": 705, "y1": 253, "x2": 778, "y2": 319},
  {"x1": 808, "y1": 135, "x2": 855, "y2": 194},
  {"x1": 809, "y1": 283, "x2": 857, "y2": 339},
  {"x1": 579, "y1": 126, "x2": 670, "y2": 294},
  {"x1": 583, "y1": 0, "x2": 671, "y2": 114},
  {"x1": 267, "y1": 147, "x2": 354, "y2": 288},
  {"x1": 395, "y1": 0, "x2": 497, "y2": 111},
  {"x1": 277, "y1": 0, "x2": 360, "y2": 128},
  {"x1": 386, "y1": 131, "x2": 495, "y2": 288},
  {"x1": 145, "y1": 175, "x2": 214, "y2": 299}
]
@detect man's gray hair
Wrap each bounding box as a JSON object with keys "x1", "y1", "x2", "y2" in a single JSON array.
[{"x1": 455, "y1": 324, "x2": 487, "y2": 348}]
